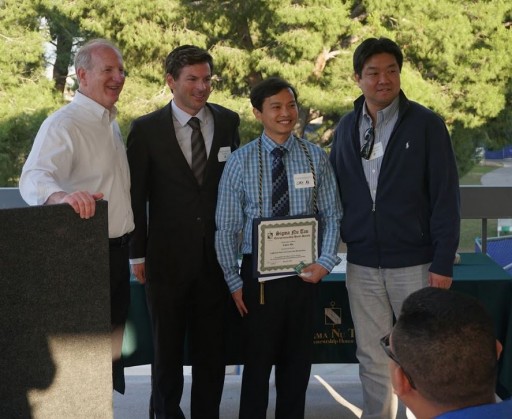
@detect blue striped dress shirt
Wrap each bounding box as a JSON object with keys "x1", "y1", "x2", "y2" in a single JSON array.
[{"x1": 215, "y1": 132, "x2": 342, "y2": 293}]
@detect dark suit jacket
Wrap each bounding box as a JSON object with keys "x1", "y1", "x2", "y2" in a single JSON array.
[{"x1": 127, "y1": 102, "x2": 240, "y2": 283}]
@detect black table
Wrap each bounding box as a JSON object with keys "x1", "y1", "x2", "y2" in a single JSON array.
[{"x1": 121, "y1": 252, "x2": 512, "y2": 398}]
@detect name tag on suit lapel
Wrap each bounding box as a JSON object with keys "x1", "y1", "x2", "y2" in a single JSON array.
[
  {"x1": 218, "y1": 146, "x2": 231, "y2": 162},
  {"x1": 368, "y1": 142, "x2": 384, "y2": 160}
]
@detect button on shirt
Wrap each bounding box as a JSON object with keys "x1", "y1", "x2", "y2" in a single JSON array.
[
  {"x1": 19, "y1": 91, "x2": 134, "y2": 238},
  {"x1": 215, "y1": 133, "x2": 342, "y2": 293}
]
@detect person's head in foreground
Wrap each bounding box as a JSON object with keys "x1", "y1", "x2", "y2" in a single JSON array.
[{"x1": 384, "y1": 287, "x2": 502, "y2": 419}]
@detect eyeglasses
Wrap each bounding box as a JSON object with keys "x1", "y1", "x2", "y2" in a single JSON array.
[
  {"x1": 360, "y1": 127, "x2": 375, "y2": 160},
  {"x1": 380, "y1": 334, "x2": 417, "y2": 389}
]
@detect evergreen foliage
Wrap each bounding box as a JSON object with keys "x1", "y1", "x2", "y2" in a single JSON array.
[{"x1": 1, "y1": 0, "x2": 511, "y2": 185}]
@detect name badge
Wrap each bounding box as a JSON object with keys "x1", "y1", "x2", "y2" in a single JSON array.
[
  {"x1": 217, "y1": 146, "x2": 231, "y2": 162},
  {"x1": 294, "y1": 173, "x2": 315, "y2": 189},
  {"x1": 369, "y1": 142, "x2": 384, "y2": 160}
]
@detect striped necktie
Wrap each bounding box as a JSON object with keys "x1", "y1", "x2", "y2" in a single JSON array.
[
  {"x1": 188, "y1": 117, "x2": 207, "y2": 184},
  {"x1": 271, "y1": 147, "x2": 289, "y2": 216}
]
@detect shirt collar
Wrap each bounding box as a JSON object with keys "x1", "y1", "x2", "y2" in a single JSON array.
[
  {"x1": 362, "y1": 95, "x2": 400, "y2": 127},
  {"x1": 171, "y1": 101, "x2": 207, "y2": 127},
  {"x1": 74, "y1": 91, "x2": 118, "y2": 122},
  {"x1": 261, "y1": 131, "x2": 295, "y2": 155}
]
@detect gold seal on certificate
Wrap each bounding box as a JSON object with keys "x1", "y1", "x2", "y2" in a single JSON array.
[{"x1": 252, "y1": 215, "x2": 319, "y2": 278}]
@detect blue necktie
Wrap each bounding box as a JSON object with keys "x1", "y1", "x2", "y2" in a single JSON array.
[
  {"x1": 271, "y1": 147, "x2": 289, "y2": 216},
  {"x1": 188, "y1": 117, "x2": 207, "y2": 185}
]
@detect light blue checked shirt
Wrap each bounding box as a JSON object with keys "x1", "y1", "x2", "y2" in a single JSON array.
[{"x1": 215, "y1": 132, "x2": 342, "y2": 293}]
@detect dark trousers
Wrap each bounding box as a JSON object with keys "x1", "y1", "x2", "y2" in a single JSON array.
[
  {"x1": 109, "y1": 237, "x2": 131, "y2": 326},
  {"x1": 147, "y1": 255, "x2": 228, "y2": 419},
  {"x1": 239, "y1": 256, "x2": 318, "y2": 419},
  {"x1": 109, "y1": 236, "x2": 131, "y2": 392}
]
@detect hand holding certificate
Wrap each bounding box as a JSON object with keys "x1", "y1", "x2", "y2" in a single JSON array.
[{"x1": 252, "y1": 215, "x2": 319, "y2": 279}]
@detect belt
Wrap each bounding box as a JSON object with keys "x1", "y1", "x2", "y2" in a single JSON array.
[{"x1": 109, "y1": 233, "x2": 130, "y2": 247}]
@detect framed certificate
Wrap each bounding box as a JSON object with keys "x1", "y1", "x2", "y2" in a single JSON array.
[{"x1": 252, "y1": 215, "x2": 319, "y2": 278}]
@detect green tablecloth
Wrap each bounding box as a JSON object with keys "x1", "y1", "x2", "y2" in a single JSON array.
[{"x1": 121, "y1": 252, "x2": 512, "y2": 398}]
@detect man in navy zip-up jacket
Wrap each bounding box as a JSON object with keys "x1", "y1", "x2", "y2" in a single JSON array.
[{"x1": 329, "y1": 37, "x2": 460, "y2": 419}]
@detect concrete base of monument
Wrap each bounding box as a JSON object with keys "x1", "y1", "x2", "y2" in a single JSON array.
[{"x1": 114, "y1": 364, "x2": 410, "y2": 419}]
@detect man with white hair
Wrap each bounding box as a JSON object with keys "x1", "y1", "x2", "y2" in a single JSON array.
[{"x1": 20, "y1": 38, "x2": 134, "y2": 390}]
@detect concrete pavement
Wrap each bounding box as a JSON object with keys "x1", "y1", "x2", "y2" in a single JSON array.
[
  {"x1": 114, "y1": 364, "x2": 409, "y2": 418},
  {"x1": 480, "y1": 159, "x2": 512, "y2": 186}
]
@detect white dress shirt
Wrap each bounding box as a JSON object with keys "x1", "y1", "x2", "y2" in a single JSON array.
[
  {"x1": 19, "y1": 91, "x2": 134, "y2": 238},
  {"x1": 171, "y1": 100, "x2": 214, "y2": 164}
]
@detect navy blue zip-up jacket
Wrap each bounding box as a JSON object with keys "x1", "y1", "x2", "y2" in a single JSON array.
[{"x1": 329, "y1": 91, "x2": 460, "y2": 277}]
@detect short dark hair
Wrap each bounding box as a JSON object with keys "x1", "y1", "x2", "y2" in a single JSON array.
[
  {"x1": 250, "y1": 77, "x2": 298, "y2": 112},
  {"x1": 392, "y1": 288, "x2": 498, "y2": 407},
  {"x1": 353, "y1": 37, "x2": 403, "y2": 77},
  {"x1": 165, "y1": 45, "x2": 214, "y2": 79}
]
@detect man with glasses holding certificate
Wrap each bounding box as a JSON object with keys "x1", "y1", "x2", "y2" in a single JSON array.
[
  {"x1": 329, "y1": 37, "x2": 460, "y2": 419},
  {"x1": 215, "y1": 77, "x2": 342, "y2": 418}
]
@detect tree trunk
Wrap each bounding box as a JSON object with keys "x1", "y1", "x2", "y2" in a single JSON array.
[
  {"x1": 52, "y1": 32, "x2": 73, "y2": 95},
  {"x1": 296, "y1": 106, "x2": 310, "y2": 138}
]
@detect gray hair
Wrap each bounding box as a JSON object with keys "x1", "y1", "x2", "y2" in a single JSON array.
[{"x1": 74, "y1": 39, "x2": 122, "y2": 73}]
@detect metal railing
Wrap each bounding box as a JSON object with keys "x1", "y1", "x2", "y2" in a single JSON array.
[
  {"x1": 3, "y1": 186, "x2": 512, "y2": 254},
  {"x1": 0, "y1": 187, "x2": 27, "y2": 209},
  {"x1": 460, "y1": 185, "x2": 512, "y2": 253}
]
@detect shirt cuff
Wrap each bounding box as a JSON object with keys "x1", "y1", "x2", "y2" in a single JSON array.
[{"x1": 316, "y1": 253, "x2": 342, "y2": 273}]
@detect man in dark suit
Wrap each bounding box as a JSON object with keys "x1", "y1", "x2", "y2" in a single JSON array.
[{"x1": 127, "y1": 45, "x2": 240, "y2": 419}]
